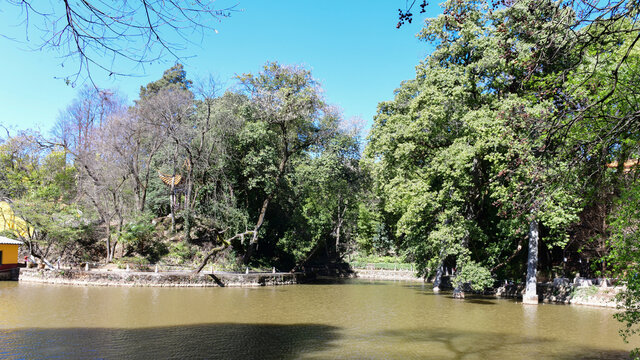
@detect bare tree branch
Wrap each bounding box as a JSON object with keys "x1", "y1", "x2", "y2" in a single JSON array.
[{"x1": 4, "y1": 1, "x2": 238, "y2": 85}]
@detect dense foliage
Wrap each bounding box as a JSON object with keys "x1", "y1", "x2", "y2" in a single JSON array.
[
  {"x1": 363, "y1": 0, "x2": 639, "y2": 351},
  {"x1": 1, "y1": 62, "x2": 362, "y2": 273}
]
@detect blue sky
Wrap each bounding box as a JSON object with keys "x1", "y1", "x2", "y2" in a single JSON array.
[{"x1": 0, "y1": 1, "x2": 437, "y2": 136}]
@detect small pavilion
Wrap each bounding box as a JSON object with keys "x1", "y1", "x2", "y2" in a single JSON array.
[{"x1": 0, "y1": 236, "x2": 23, "y2": 271}]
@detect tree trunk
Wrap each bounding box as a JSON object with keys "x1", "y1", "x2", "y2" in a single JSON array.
[
  {"x1": 335, "y1": 219, "x2": 342, "y2": 254},
  {"x1": 194, "y1": 231, "x2": 254, "y2": 273},
  {"x1": 169, "y1": 187, "x2": 176, "y2": 232},
  {"x1": 169, "y1": 142, "x2": 178, "y2": 232},
  {"x1": 453, "y1": 235, "x2": 470, "y2": 299},
  {"x1": 106, "y1": 222, "x2": 112, "y2": 262},
  {"x1": 195, "y1": 243, "x2": 228, "y2": 273},
  {"x1": 243, "y1": 153, "x2": 289, "y2": 265},
  {"x1": 334, "y1": 202, "x2": 346, "y2": 254},
  {"x1": 523, "y1": 220, "x2": 539, "y2": 305},
  {"x1": 27, "y1": 241, "x2": 55, "y2": 269},
  {"x1": 252, "y1": 196, "x2": 271, "y2": 244},
  {"x1": 433, "y1": 262, "x2": 444, "y2": 292},
  {"x1": 110, "y1": 219, "x2": 122, "y2": 261}
]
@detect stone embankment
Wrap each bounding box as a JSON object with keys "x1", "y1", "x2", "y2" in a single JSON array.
[
  {"x1": 298, "y1": 263, "x2": 424, "y2": 282},
  {"x1": 350, "y1": 268, "x2": 424, "y2": 282},
  {"x1": 495, "y1": 278, "x2": 622, "y2": 308},
  {"x1": 19, "y1": 268, "x2": 308, "y2": 287},
  {"x1": 0, "y1": 268, "x2": 20, "y2": 281}
]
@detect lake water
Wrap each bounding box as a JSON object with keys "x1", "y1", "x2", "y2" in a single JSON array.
[{"x1": 1, "y1": 279, "x2": 638, "y2": 359}]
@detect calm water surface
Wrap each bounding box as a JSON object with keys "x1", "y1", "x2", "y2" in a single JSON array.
[{"x1": 1, "y1": 279, "x2": 638, "y2": 359}]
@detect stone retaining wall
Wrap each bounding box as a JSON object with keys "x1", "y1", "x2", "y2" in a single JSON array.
[
  {"x1": 19, "y1": 268, "x2": 308, "y2": 287},
  {"x1": 351, "y1": 269, "x2": 424, "y2": 282},
  {"x1": 495, "y1": 281, "x2": 622, "y2": 308},
  {"x1": 0, "y1": 268, "x2": 20, "y2": 281}
]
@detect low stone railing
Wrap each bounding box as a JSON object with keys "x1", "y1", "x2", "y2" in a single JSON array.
[{"x1": 19, "y1": 268, "x2": 309, "y2": 287}]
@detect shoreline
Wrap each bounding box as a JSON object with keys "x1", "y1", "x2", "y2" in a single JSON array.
[
  {"x1": 495, "y1": 281, "x2": 622, "y2": 308},
  {"x1": 19, "y1": 268, "x2": 309, "y2": 287},
  {"x1": 351, "y1": 269, "x2": 622, "y2": 308},
  {"x1": 349, "y1": 268, "x2": 425, "y2": 282},
  {"x1": 17, "y1": 268, "x2": 624, "y2": 309}
]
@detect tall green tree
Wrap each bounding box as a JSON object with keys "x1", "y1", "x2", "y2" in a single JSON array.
[
  {"x1": 364, "y1": 0, "x2": 591, "y2": 296},
  {"x1": 236, "y1": 62, "x2": 334, "y2": 264},
  {"x1": 284, "y1": 125, "x2": 362, "y2": 267}
]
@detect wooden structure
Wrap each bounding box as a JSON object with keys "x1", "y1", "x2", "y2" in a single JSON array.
[
  {"x1": 158, "y1": 173, "x2": 185, "y2": 187},
  {"x1": 158, "y1": 171, "x2": 186, "y2": 214},
  {"x1": 0, "y1": 236, "x2": 22, "y2": 270},
  {"x1": 0, "y1": 236, "x2": 22, "y2": 280},
  {"x1": 158, "y1": 160, "x2": 191, "y2": 217}
]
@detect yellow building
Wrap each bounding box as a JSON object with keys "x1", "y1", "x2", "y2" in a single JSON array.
[{"x1": 0, "y1": 236, "x2": 22, "y2": 271}]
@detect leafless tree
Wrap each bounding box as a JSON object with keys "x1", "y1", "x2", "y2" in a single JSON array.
[
  {"x1": 52, "y1": 86, "x2": 123, "y2": 155},
  {"x1": 53, "y1": 86, "x2": 131, "y2": 261},
  {"x1": 106, "y1": 109, "x2": 165, "y2": 213},
  {"x1": 135, "y1": 86, "x2": 194, "y2": 230}
]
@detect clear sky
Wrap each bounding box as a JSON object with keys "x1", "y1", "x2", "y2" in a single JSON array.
[{"x1": 0, "y1": 1, "x2": 437, "y2": 137}]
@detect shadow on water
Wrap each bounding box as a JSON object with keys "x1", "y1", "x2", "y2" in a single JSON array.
[
  {"x1": 0, "y1": 323, "x2": 340, "y2": 360},
  {"x1": 404, "y1": 284, "x2": 517, "y2": 304},
  {"x1": 374, "y1": 327, "x2": 631, "y2": 360},
  {"x1": 461, "y1": 298, "x2": 497, "y2": 305},
  {"x1": 305, "y1": 277, "x2": 393, "y2": 286}
]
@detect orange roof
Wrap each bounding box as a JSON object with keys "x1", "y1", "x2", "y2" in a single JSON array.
[{"x1": 158, "y1": 172, "x2": 184, "y2": 186}]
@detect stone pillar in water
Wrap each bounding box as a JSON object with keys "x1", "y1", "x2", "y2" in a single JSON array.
[{"x1": 523, "y1": 220, "x2": 539, "y2": 305}]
